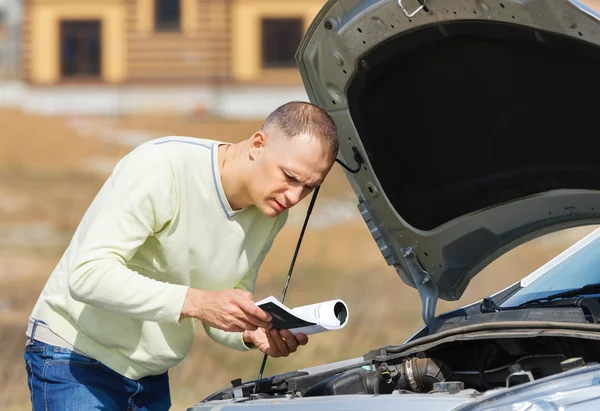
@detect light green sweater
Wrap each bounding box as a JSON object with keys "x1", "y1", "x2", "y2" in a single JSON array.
[{"x1": 30, "y1": 137, "x2": 288, "y2": 380}]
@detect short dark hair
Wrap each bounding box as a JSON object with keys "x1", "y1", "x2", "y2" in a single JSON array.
[{"x1": 261, "y1": 101, "x2": 339, "y2": 162}]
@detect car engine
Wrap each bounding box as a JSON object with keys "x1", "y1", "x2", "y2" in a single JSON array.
[{"x1": 203, "y1": 333, "x2": 600, "y2": 401}]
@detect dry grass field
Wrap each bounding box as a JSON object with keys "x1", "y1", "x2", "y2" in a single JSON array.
[{"x1": 0, "y1": 109, "x2": 595, "y2": 410}]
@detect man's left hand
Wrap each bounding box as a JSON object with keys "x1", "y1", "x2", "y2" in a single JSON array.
[{"x1": 243, "y1": 328, "x2": 308, "y2": 357}]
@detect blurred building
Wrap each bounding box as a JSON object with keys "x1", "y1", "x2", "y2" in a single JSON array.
[
  {"x1": 21, "y1": 0, "x2": 322, "y2": 86},
  {"x1": 15, "y1": 0, "x2": 600, "y2": 117}
]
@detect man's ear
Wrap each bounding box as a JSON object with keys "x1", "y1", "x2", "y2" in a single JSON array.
[{"x1": 249, "y1": 131, "x2": 266, "y2": 161}]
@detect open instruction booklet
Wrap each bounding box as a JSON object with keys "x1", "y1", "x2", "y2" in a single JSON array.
[{"x1": 255, "y1": 296, "x2": 350, "y2": 336}]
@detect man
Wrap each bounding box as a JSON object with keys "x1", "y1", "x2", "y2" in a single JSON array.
[{"x1": 24, "y1": 101, "x2": 339, "y2": 410}]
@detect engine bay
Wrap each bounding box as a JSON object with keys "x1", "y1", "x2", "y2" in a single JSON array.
[{"x1": 202, "y1": 332, "x2": 600, "y2": 402}]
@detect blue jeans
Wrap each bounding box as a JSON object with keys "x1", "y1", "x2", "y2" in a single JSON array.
[{"x1": 24, "y1": 339, "x2": 171, "y2": 410}]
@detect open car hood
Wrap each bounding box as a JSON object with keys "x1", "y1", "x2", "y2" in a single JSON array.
[{"x1": 296, "y1": 0, "x2": 600, "y2": 325}]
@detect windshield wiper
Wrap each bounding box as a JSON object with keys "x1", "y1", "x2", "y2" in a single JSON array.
[{"x1": 518, "y1": 282, "x2": 600, "y2": 306}]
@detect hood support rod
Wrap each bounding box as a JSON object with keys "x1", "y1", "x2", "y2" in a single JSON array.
[
  {"x1": 252, "y1": 186, "x2": 321, "y2": 397},
  {"x1": 402, "y1": 248, "x2": 439, "y2": 326}
]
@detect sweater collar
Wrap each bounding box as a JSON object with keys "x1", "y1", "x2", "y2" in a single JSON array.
[{"x1": 210, "y1": 142, "x2": 244, "y2": 219}]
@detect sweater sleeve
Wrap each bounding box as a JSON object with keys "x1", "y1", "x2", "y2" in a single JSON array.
[
  {"x1": 68, "y1": 143, "x2": 189, "y2": 324},
  {"x1": 202, "y1": 211, "x2": 289, "y2": 351}
]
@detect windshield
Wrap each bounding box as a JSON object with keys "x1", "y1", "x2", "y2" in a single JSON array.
[{"x1": 500, "y1": 228, "x2": 600, "y2": 307}]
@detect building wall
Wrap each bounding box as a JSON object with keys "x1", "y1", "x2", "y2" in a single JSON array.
[
  {"x1": 230, "y1": 0, "x2": 323, "y2": 84},
  {"x1": 22, "y1": 0, "x2": 233, "y2": 84},
  {"x1": 21, "y1": 0, "x2": 325, "y2": 85},
  {"x1": 125, "y1": 0, "x2": 229, "y2": 83},
  {"x1": 23, "y1": 0, "x2": 126, "y2": 84}
]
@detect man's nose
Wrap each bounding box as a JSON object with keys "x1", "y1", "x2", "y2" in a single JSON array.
[{"x1": 284, "y1": 186, "x2": 304, "y2": 207}]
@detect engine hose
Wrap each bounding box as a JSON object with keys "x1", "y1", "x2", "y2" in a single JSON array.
[{"x1": 399, "y1": 358, "x2": 449, "y2": 393}]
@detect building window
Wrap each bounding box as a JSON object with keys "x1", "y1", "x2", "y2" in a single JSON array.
[
  {"x1": 60, "y1": 20, "x2": 102, "y2": 79},
  {"x1": 261, "y1": 18, "x2": 303, "y2": 69},
  {"x1": 155, "y1": 0, "x2": 181, "y2": 32}
]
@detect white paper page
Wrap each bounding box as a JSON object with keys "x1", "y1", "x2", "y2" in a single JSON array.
[
  {"x1": 255, "y1": 296, "x2": 350, "y2": 336},
  {"x1": 291, "y1": 300, "x2": 348, "y2": 327}
]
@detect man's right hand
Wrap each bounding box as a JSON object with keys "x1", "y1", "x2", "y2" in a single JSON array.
[{"x1": 180, "y1": 288, "x2": 272, "y2": 332}]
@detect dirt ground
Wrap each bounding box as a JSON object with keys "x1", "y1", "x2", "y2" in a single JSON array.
[{"x1": 0, "y1": 109, "x2": 595, "y2": 410}]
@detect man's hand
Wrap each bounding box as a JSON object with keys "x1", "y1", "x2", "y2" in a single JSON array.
[
  {"x1": 243, "y1": 328, "x2": 309, "y2": 357},
  {"x1": 180, "y1": 288, "x2": 272, "y2": 332}
]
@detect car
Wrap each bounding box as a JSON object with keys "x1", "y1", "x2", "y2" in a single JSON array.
[{"x1": 187, "y1": 0, "x2": 600, "y2": 409}]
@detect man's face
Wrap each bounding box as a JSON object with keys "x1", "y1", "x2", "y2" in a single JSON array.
[{"x1": 249, "y1": 131, "x2": 334, "y2": 218}]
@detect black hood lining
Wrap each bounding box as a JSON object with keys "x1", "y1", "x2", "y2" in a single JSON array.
[{"x1": 348, "y1": 21, "x2": 600, "y2": 231}]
